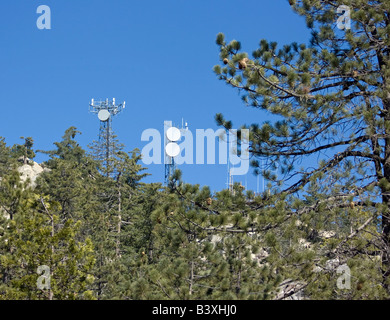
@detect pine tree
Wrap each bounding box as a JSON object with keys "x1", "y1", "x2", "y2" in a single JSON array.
[
  {"x1": 11, "y1": 137, "x2": 35, "y2": 164},
  {"x1": 0, "y1": 137, "x2": 14, "y2": 177},
  {"x1": 124, "y1": 173, "x2": 282, "y2": 300},
  {"x1": 89, "y1": 149, "x2": 149, "y2": 299},
  {"x1": 88, "y1": 133, "x2": 124, "y2": 178},
  {"x1": 0, "y1": 168, "x2": 95, "y2": 300},
  {"x1": 213, "y1": 0, "x2": 390, "y2": 298},
  {"x1": 34, "y1": 127, "x2": 102, "y2": 298}
]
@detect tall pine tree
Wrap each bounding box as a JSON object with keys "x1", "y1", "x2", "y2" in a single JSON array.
[{"x1": 213, "y1": 0, "x2": 390, "y2": 298}]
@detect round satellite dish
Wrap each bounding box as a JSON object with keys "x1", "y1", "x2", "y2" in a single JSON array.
[
  {"x1": 98, "y1": 109, "x2": 110, "y2": 122},
  {"x1": 165, "y1": 142, "x2": 180, "y2": 157},
  {"x1": 166, "y1": 127, "x2": 181, "y2": 142}
]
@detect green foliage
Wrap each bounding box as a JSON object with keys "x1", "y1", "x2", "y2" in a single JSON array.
[
  {"x1": 11, "y1": 137, "x2": 35, "y2": 164},
  {"x1": 0, "y1": 176, "x2": 95, "y2": 300},
  {"x1": 212, "y1": 0, "x2": 390, "y2": 299},
  {"x1": 2, "y1": 0, "x2": 390, "y2": 300}
]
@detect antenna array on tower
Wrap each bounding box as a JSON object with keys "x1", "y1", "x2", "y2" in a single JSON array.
[{"x1": 164, "y1": 120, "x2": 187, "y2": 185}]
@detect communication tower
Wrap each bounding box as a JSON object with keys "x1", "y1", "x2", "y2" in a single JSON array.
[
  {"x1": 164, "y1": 120, "x2": 188, "y2": 185},
  {"x1": 89, "y1": 98, "x2": 125, "y2": 172}
]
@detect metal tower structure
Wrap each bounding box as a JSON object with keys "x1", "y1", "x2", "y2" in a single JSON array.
[
  {"x1": 89, "y1": 98, "x2": 125, "y2": 172},
  {"x1": 164, "y1": 121, "x2": 175, "y2": 185},
  {"x1": 164, "y1": 120, "x2": 188, "y2": 185},
  {"x1": 227, "y1": 129, "x2": 234, "y2": 193}
]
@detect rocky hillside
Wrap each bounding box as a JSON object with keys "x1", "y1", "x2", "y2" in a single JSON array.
[{"x1": 17, "y1": 158, "x2": 47, "y2": 187}]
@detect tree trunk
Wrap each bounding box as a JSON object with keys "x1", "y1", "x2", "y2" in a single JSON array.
[
  {"x1": 49, "y1": 214, "x2": 54, "y2": 300},
  {"x1": 189, "y1": 259, "x2": 194, "y2": 296},
  {"x1": 236, "y1": 249, "x2": 241, "y2": 294},
  {"x1": 382, "y1": 95, "x2": 390, "y2": 292},
  {"x1": 116, "y1": 188, "x2": 122, "y2": 259}
]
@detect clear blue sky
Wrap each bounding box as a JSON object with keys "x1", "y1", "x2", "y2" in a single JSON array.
[{"x1": 0, "y1": 0, "x2": 311, "y2": 192}]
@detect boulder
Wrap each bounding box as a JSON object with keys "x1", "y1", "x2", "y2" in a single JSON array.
[{"x1": 17, "y1": 160, "x2": 45, "y2": 187}]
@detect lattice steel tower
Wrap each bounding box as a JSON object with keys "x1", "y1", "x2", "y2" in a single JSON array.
[
  {"x1": 164, "y1": 120, "x2": 188, "y2": 185},
  {"x1": 89, "y1": 98, "x2": 125, "y2": 172}
]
